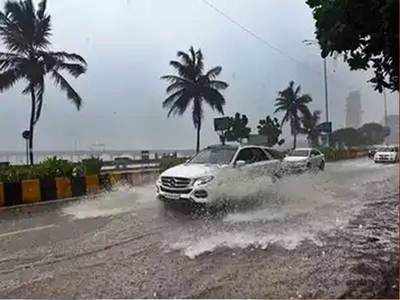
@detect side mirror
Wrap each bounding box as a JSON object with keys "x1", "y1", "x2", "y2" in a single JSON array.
[{"x1": 235, "y1": 160, "x2": 246, "y2": 167}]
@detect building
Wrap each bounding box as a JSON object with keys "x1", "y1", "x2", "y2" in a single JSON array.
[
  {"x1": 385, "y1": 115, "x2": 399, "y2": 145},
  {"x1": 345, "y1": 91, "x2": 363, "y2": 128}
]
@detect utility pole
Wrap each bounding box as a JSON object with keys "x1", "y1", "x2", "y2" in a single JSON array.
[
  {"x1": 383, "y1": 89, "x2": 388, "y2": 145},
  {"x1": 383, "y1": 89, "x2": 388, "y2": 127},
  {"x1": 323, "y1": 57, "x2": 330, "y2": 146},
  {"x1": 303, "y1": 39, "x2": 330, "y2": 147}
]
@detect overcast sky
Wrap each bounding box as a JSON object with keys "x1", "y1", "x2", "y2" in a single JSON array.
[{"x1": 0, "y1": 0, "x2": 398, "y2": 151}]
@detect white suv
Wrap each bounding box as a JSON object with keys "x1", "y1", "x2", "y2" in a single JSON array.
[
  {"x1": 156, "y1": 145, "x2": 282, "y2": 204},
  {"x1": 283, "y1": 148, "x2": 325, "y2": 172},
  {"x1": 373, "y1": 145, "x2": 399, "y2": 163}
]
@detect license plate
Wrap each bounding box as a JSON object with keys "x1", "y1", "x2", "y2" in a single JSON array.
[{"x1": 164, "y1": 193, "x2": 180, "y2": 200}]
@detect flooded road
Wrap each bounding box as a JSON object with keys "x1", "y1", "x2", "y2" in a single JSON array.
[{"x1": 0, "y1": 158, "x2": 398, "y2": 298}]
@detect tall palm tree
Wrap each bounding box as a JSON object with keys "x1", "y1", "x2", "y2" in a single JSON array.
[
  {"x1": 0, "y1": 0, "x2": 87, "y2": 165},
  {"x1": 274, "y1": 81, "x2": 312, "y2": 149},
  {"x1": 301, "y1": 110, "x2": 321, "y2": 147},
  {"x1": 161, "y1": 46, "x2": 228, "y2": 153}
]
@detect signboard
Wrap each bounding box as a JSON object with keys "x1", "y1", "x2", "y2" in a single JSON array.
[
  {"x1": 316, "y1": 122, "x2": 332, "y2": 134},
  {"x1": 214, "y1": 117, "x2": 230, "y2": 131}
]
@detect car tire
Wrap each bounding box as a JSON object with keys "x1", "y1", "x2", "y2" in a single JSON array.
[{"x1": 319, "y1": 161, "x2": 325, "y2": 171}]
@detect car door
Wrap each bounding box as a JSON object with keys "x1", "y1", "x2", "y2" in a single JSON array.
[
  {"x1": 234, "y1": 147, "x2": 276, "y2": 178},
  {"x1": 310, "y1": 149, "x2": 322, "y2": 168},
  {"x1": 310, "y1": 150, "x2": 318, "y2": 168}
]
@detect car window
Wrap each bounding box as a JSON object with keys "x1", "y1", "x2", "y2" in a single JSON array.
[
  {"x1": 236, "y1": 148, "x2": 268, "y2": 164},
  {"x1": 311, "y1": 150, "x2": 319, "y2": 156},
  {"x1": 289, "y1": 149, "x2": 310, "y2": 157},
  {"x1": 251, "y1": 148, "x2": 269, "y2": 162},
  {"x1": 235, "y1": 148, "x2": 253, "y2": 164}
]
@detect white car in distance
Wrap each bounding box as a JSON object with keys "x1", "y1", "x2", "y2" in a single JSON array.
[
  {"x1": 373, "y1": 145, "x2": 399, "y2": 163},
  {"x1": 283, "y1": 148, "x2": 325, "y2": 172},
  {"x1": 156, "y1": 145, "x2": 282, "y2": 205}
]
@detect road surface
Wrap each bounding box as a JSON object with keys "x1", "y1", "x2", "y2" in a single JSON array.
[{"x1": 0, "y1": 158, "x2": 398, "y2": 298}]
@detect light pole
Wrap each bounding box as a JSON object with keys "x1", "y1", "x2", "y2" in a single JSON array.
[
  {"x1": 303, "y1": 39, "x2": 330, "y2": 146},
  {"x1": 383, "y1": 88, "x2": 388, "y2": 145}
]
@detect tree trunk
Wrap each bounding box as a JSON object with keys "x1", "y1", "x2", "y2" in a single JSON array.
[
  {"x1": 29, "y1": 87, "x2": 36, "y2": 165},
  {"x1": 293, "y1": 132, "x2": 297, "y2": 149},
  {"x1": 196, "y1": 120, "x2": 201, "y2": 153}
]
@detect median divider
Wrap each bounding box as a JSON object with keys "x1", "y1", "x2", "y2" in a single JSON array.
[
  {"x1": 85, "y1": 175, "x2": 100, "y2": 194},
  {"x1": 40, "y1": 178, "x2": 57, "y2": 202},
  {"x1": 21, "y1": 179, "x2": 41, "y2": 204},
  {"x1": 4, "y1": 182, "x2": 22, "y2": 206},
  {"x1": 0, "y1": 183, "x2": 4, "y2": 207},
  {"x1": 55, "y1": 177, "x2": 72, "y2": 199},
  {"x1": 0, "y1": 170, "x2": 158, "y2": 209},
  {"x1": 71, "y1": 176, "x2": 86, "y2": 197}
]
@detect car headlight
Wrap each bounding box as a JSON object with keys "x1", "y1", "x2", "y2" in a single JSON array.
[{"x1": 194, "y1": 175, "x2": 215, "y2": 186}]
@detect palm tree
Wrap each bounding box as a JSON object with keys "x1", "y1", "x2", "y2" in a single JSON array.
[
  {"x1": 0, "y1": 0, "x2": 87, "y2": 165},
  {"x1": 161, "y1": 46, "x2": 228, "y2": 153},
  {"x1": 301, "y1": 110, "x2": 321, "y2": 147},
  {"x1": 274, "y1": 81, "x2": 312, "y2": 149}
]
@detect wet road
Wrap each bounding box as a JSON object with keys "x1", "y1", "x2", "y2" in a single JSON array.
[{"x1": 0, "y1": 158, "x2": 398, "y2": 298}]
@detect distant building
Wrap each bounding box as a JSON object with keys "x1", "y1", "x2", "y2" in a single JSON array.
[
  {"x1": 385, "y1": 115, "x2": 399, "y2": 145},
  {"x1": 345, "y1": 91, "x2": 363, "y2": 128}
]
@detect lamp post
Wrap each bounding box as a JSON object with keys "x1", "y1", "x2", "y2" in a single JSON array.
[
  {"x1": 303, "y1": 39, "x2": 330, "y2": 146},
  {"x1": 22, "y1": 130, "x2": 31, "y2": 165}
]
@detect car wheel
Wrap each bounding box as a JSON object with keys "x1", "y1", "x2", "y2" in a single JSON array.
[{"x1": 319, "y1": 161, "x2": 325, "y2": 171}]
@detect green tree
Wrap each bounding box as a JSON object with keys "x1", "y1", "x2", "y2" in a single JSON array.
[
  {"x1": 274, "y1": 81, "x2": 312, "y2": 149},
  {"x1": 301, "y1": 110, "x2": 322, "y2": 147},
  {"x1": 0, "y1": 0, "x2": 87, "y2": 165},
  {"x1": 307, "y1": 0, "x2": 398, "y2": 92},
  {"x1": 331, "y1": 127, "x2": 361, "y2": 148},
  {"x1": 358, "y1": 122, "x2": 390, "y2": 145},
  {"x1": 257, "y1": 116, "x2": 285, "y2": 147},
  {"x1": 161, "y1": 46, "x2": 228, "y2": 153},
  {"x1": 224, "y1": 112, "x2": 251, "y2": 143}
]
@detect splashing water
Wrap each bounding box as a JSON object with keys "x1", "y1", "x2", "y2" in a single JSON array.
[{"x1": 166, "y1": 159, "x2": 395, "y2": 258}]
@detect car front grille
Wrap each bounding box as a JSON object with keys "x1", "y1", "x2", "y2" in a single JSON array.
[
  {"x1": 160, "y1": 186, "x2": 193, "y2": 194},
  {"x1": 161, "y1": 176, "x2": 192, "y2": 188}
]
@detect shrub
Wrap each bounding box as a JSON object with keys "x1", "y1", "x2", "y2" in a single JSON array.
[
  {"x1": 81, "y1": 157, "x2": 103, "y2": 175},
  {"x1": 0, "y1": 156, "x2": 103, "y2": 183}
]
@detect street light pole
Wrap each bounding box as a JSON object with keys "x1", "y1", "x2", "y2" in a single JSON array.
[
  {"x1": 383, "y1": 89, "x2": 388, "y2": 145},
  {"x1": 383, "y1": 89, "x2": 388, "y2": 127},
  {"x1": 303, "y1": 39, "x2": 331, "y2": 147},
  {"x1": 323, "y1": 57, "x2": 330, "y2": 146},
  {"x1": 323, "y1": 58, "x2": 329, "y2": 123}
]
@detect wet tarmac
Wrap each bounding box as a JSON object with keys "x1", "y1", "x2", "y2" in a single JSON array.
[{"x1": 0, "y1": 158, "x2": 398, "y2": 298}]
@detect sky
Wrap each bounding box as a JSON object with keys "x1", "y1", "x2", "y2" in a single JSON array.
[{"x1": 0, "y1": 0, "x2": 398, "y2": 151}]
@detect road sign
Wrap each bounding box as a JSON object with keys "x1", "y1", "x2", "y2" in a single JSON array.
[
  {"x1": 22, "y1": 130, "x2": 31, "y2": 139},
  {"x1": 214, "y1": 117, "x2": 230, "y2": 131},
  {"x1": 316, "y1": 122, "x2": 332, "y2": 133}
]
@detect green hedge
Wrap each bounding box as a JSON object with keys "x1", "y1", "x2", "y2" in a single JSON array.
[
  {"x1": 318, "y1": 147, "x2": 368, "y2": 161},
  {"x1": 0, "y1": 156, "x2": 102, "y2": 184}
]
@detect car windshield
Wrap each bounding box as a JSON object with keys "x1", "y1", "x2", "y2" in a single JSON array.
[
  {"x1": 383, "y1": 147, "x2": 398, "y2": 152},
  {"x1": 288, "y1": 150, "x2": 310, "y2": 157},
  {"x1": 188, "y1": 147, "x2": 237, "y2": 164}
]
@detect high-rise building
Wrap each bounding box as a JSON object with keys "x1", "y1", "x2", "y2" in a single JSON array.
[
  {"x1": 385, "y1": 115, "x2": 399, "y2": 145},
  {"x1": 345, "y1": 91, "x2": 363, "y2": 128}
]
